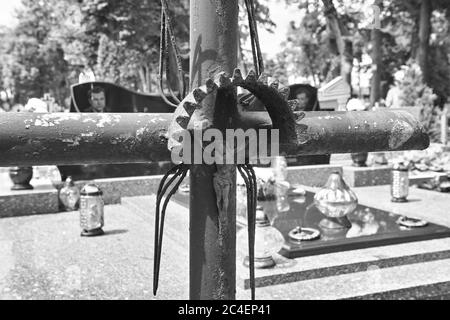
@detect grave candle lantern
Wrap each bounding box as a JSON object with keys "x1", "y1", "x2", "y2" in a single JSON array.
[
  {"x1": 391, "y1": 162, "x2": 409, "y2": 203},
  {"x1": 79, "y1": 183, "x2": 105, "y2": 237},
  {"x1": 314, "y1": 171, "x2": 357, "y2": 229}
]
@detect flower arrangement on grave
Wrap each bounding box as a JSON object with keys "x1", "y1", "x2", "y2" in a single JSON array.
[{"x1": 393, "y1": 143, "x2": 450, "y2": 173}]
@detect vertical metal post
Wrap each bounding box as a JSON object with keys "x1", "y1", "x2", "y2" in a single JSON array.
[{"x1": 189, "y1": 0, "x2": 239, "y2": 300}]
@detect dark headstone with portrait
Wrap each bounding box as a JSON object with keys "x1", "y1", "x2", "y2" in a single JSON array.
[
  {"x1": 287, "y1": 84, "x2": 331, "y2": 166},
  {"x1": 238, "y1": 83, "x2": 330, "y2": 166},
  {"x1": 288, "y1": 84, "x2": 320, "y2": 111},
  {"x1": 69, "y1": 81, "x2": 177, "y2": 113},
  {"x1": 58, "y1": 82, "x2": 177, "y2": 181}
]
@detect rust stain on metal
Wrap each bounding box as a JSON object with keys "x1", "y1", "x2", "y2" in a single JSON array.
[
  {"x1": 389, "y1": 119, "x2": 415, "y2": 149},
  {"x1": 0, "y1": 111, "x2": 429, "y2": 167},
  {"x1": 212, "y1": 163, "x2": 235, "y2": 300},
  {"x1": 96, "y1": 114, "x2": 122, "y2": 128},
  {"x1": 213, "y1": 269, "x2": 228, "y2": 300},
  {"x1": 213, "y1": 165, "x2": 234, "y2": 238}
]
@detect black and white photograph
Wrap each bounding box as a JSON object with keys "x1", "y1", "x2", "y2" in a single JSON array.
[{"x1": 0, "y1": 0, "x2": 449, "y2": 305}]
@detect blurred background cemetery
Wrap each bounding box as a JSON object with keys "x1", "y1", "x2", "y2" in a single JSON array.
[
  {"x1": 1, "y1": 0, "x2": 449, "y2": 177},
  {"x1": 1, "y1": 0, "x2": 449, "y2": 167}
]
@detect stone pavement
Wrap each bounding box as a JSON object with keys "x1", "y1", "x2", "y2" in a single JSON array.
[
  {"x1": 1, "y1": 185, "x2": 449, "y2": 300},
  {"x1": 0, "y1": 202, "x2": 189, "y2": 300}
]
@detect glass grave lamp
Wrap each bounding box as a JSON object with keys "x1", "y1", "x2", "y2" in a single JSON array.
[
  {"x1": 391, "y1": 161, "x2": 409, "y2": 202},
  {"x1": 237, "y1": 206, "x2": 285, "y2": 269},
  {"x1": 59, "y1": 176, "x2": 81, "y2": 211},
  {"x1": 271, "y1": 156, "x2": 290, "y2": 212},
  {"x1": 46, "y1": 166, "x2": 63, "y2": 189},
  {"x1": 79, "y1": 183, "x2": 105, "y2": 237},
  {"x1": 314, "y1": 171, "x2": 357, "y2": 230}
]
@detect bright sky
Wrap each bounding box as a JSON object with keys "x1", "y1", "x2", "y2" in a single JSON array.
[
  {"x1": 257, "y1": 1, "x2": 300, "y2": 58},
  {"x1": 0, "y1": 0, "x2": 20, "y2": 27}
]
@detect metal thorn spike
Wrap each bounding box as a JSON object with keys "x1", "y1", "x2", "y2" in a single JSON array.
[
  {"x1": 269, "y1": 80, "x2": 279, "y2": 90},
  {"x1": 245, "y1": 70, "x2": 257, "y2": 83},
  {"x1": 278, "y1": 86, "x2": 290, "y2": 100},
  {"x1": 192, "y1": 88, "x2": 207, "y2": 103},
  {"x1": 183, "y1": 102, "x2": 198, "y2": 116},
  {"x1": 288, "y1": 99, "x2": 301, "y2": 112},
  {"x1": 232, "y1": 68, "x2": 243, "y2": 83},
  {"x1": 176, "y1": 115, "x2": 191, "y2": 129},
  {"x1": 218, "y1": 72, "x2": 231, "y2": 87},
  {"x1": 205, "y1": 78, "x2": 218, "y2": 93},
  {"x1": 257, "y1": 72, "x2": 269, "y2": 85}
]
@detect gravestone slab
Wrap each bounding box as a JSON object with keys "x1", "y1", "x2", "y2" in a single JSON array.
[
  {"x1": 170, "y1": 189, "x2": 450, "y2": 260},
  {"x1": 342, "y1": 165, "x2": 392, "y2": 187},
  {"x1": 0, "y1": 173, "x2": 59, "y2": 218},
  {"x1": 269, "y1": 192, "x2": 450, "y2": 259},
  {"x1": 286, "y1": 165, "x2": 343, "y2": 187}
]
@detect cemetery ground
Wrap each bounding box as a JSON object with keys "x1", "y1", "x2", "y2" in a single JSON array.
[{"x1": 0, "y1": 154, "x2": 449, "y2": 300}]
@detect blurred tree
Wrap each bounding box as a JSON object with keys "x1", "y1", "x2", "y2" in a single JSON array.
[
  {"x1": 1, "y1": 0, "x2": 69, "y2": 106},
  {"x1": 238, "y1": 0, "x2": 276, "y2": 74},
  {"x1": 321, "y1": 0, "x2": 353, "y2": 86},
  {"x1": 370, "y1": 0, "x2": 382, "y2": 107},
  {"x1": 79, "y1": 0, "x2": 189, "y2": 92},
  {"x1": 276, "y1": 0, "x2": 450, "y2": 110},
  {"x1": 383, "y1": 0, "x2": 450, "y2": 98},
  {"x1": 0, "y1": 0, "x2": 191, "y2": 101},
  {"x1": 273, "y1": 0, "x2": 364, "y2": 87},
  {"x1": 397, "y1": 60, "x2": 441, "y2": 142}
]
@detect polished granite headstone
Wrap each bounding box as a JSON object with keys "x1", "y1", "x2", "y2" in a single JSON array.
[{"x1": 172, "y1": 190, "x2": 450, "y2": 259}]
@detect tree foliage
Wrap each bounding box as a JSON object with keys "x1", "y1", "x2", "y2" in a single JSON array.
[
  {"x1": 0, "y1": 0, "x2": 190, "y2": 105},
  {"x1": 2, "y1": 0, "x2": 450, "y2": 112},
  {"x1": 1, "y1": 0, "x2": 69, "y2": 105},
  {"x1": 239, "y1": 0, "x2": 277, "y2": 73},
  {"x1": 79, "y1": 0, "x2": 189, "y2": 92}
]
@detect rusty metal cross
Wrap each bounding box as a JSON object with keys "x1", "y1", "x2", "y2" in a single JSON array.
[{"x1": 0, "y1": 0, "x2": 429, "y2": 300}]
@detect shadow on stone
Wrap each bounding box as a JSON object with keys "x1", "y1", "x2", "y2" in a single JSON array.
[{"x1": 103, "y1": 229, "x2": 129, "y2": 236}]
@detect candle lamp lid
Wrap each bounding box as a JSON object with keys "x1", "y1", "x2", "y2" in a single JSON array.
[
  {"x1": 392, "y1": 162, "x2": 409, "y2": 171},
  {"x1": 314, "y1": 171, "x2": 358, "y2": 205},
  {"x1": 81, "y1": 183, "x2": 103, "y2": 196},
  {"x1": 64, "y1": 176, "x2": 75, "y2": 187},
  {"x1": 255, "y1": 206, "x2": 270, "y2": 227}
]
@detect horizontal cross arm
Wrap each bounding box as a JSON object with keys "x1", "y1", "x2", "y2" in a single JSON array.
[
  {"x1": 287, "y1": 110, "x2": 430, "y2": 155},
  {"x1": 0, "y1": 113, "x2": 172, "y2": 167},
  {"x1": 0, "y1": 110, "x2": 429, "y2": 167}
]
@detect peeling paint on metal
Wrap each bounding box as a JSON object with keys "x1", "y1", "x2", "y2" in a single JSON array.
[
  {"x1": 136, "y1": 127, "x2": 147, "y2": 138},
  {"x1": 62, "y1": 137, "x2": 81, "y2": 147},
  {"x1": 389, "y1": 120, "x2": 415, "y2": 149},
  {"x1": 96, "y1": 114, "x2": 122, "y2": 128},
  {"x1": 150, "y1": 117, "x2": 167, "y2": 124},
  {"x1": 34, "y1": 118, "x2": 56, "y2": 127},
  {"x1": 81, "y1": 132, "x2": 95, "y2": 138}
]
